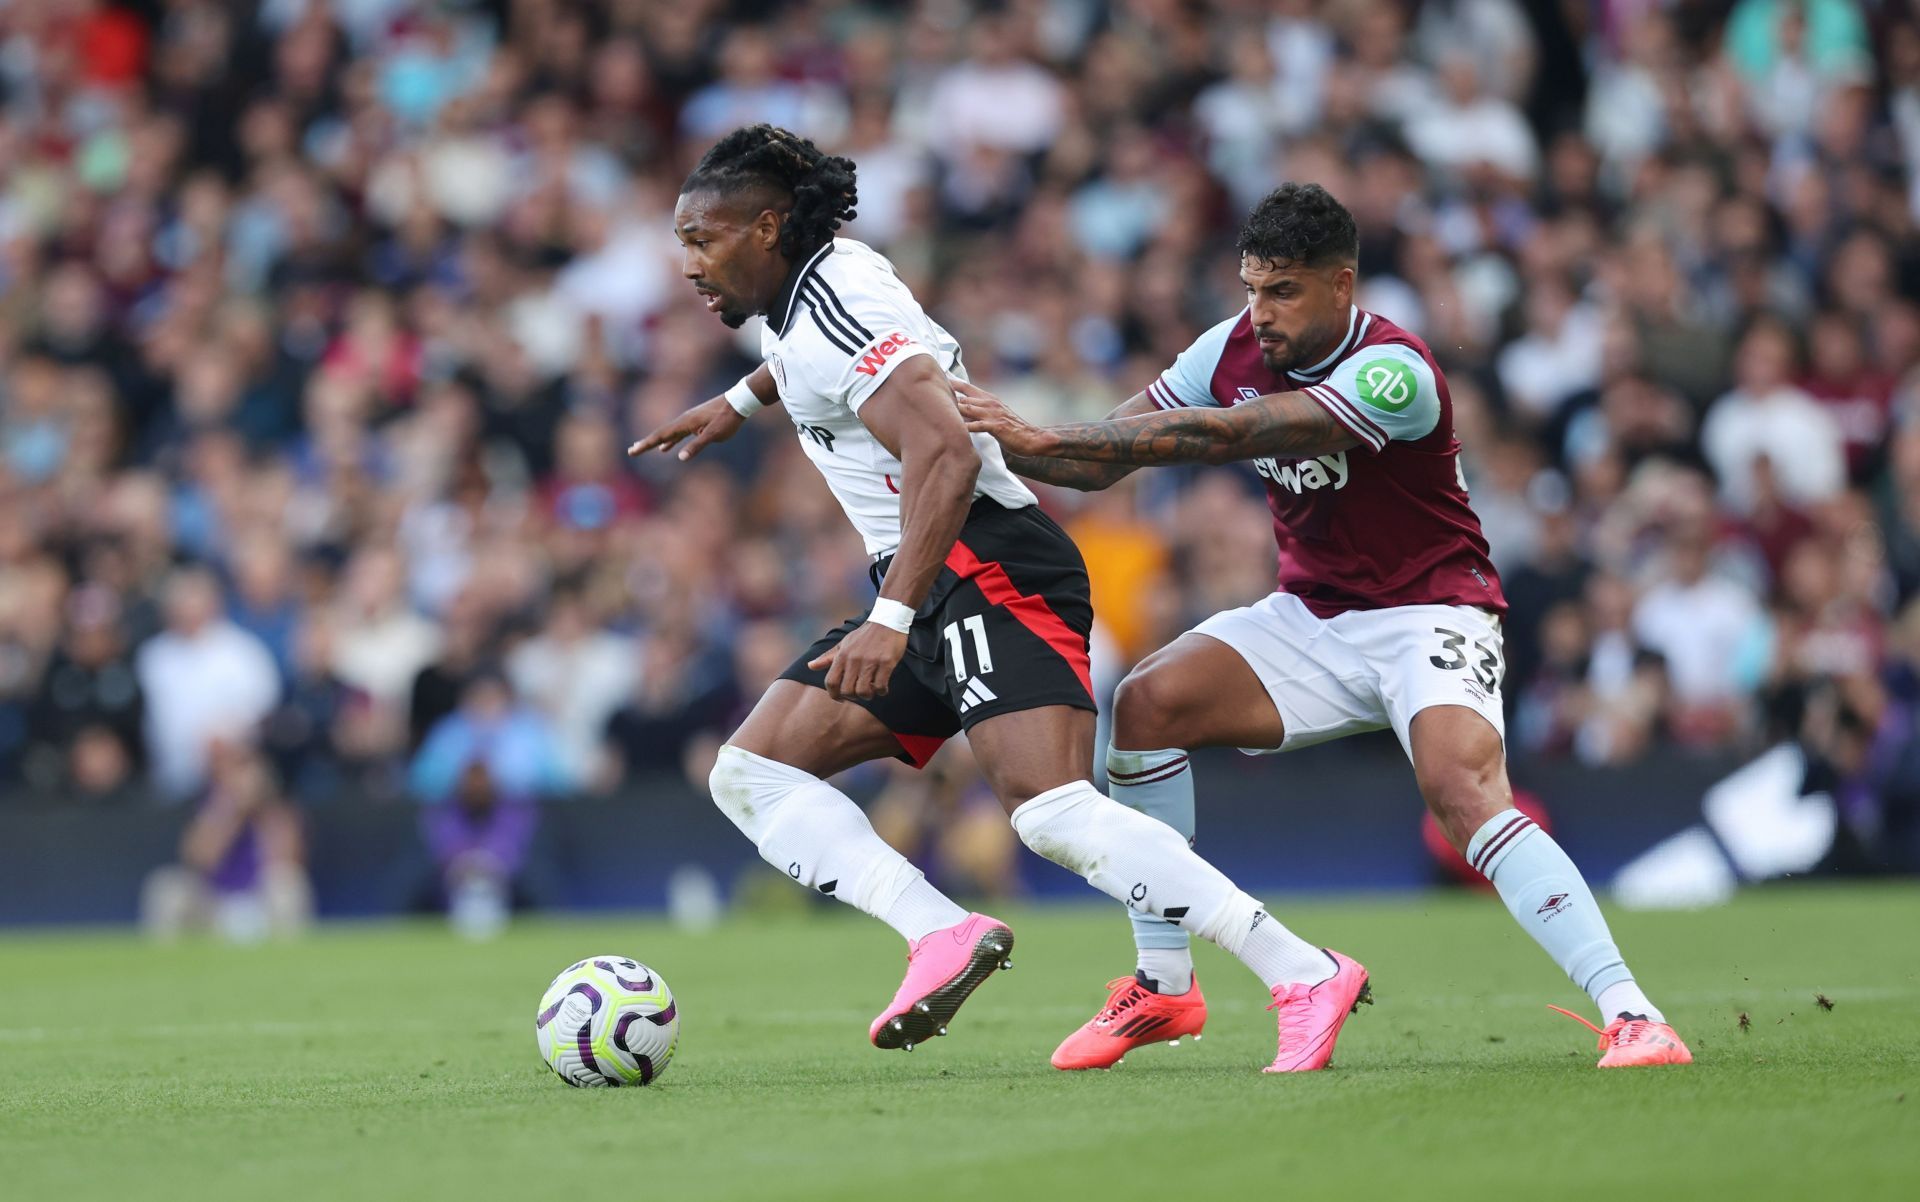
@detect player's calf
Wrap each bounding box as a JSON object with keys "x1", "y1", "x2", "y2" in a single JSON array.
[
  {"x1": 1410, "y1": 708, "x2": 1676, "y2": 1033},
  {"x1": 708, "y1": 745, "x2": 969, "y2": 943},
  {"x1": 1408, "y1": 705, "x2": 1511, "y2": 852},
  {"x1": 1009, "y1": 778, "x2": 1370, "y2": 1070}
]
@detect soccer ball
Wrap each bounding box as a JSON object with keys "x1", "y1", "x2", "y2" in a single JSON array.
[{"x1": 535, "y1": 955, "x2": 679, "y2": 1087}]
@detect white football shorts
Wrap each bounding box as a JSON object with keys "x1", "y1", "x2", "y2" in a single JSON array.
[{"x1": 1189, "y1": 591, "x2": 1506, "y2": 758}]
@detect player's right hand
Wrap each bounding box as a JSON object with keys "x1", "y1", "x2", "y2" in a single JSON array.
[
  {"x1": 628, "y1": 395, "x2": 746, "y2": 462},
  {"x1": 953, "y1": 380, "x2": 1050, "y2": 457},
  {"x1": 807, "y1": 622, "x2": 906, "y2": 702}
]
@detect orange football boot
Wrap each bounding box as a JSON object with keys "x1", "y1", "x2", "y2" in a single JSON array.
[
  {"x1": 1051, "y1": 973, "x2": 1209, "y2": 1070},
  {"x1": 1549, "y1": 1006, "x2": 1693, "y2": 1067}
]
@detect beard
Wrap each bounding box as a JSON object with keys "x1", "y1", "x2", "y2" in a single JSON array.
[
  {"x1": 1258, "y1": 316, "x2": 1338, "y2": 374},
  {"x1": 1258, "y1": 338, "x2": 1300, "y2": 374},
  {"x1": 717, "y1": 306, "x2": 749, "y2": 329}
]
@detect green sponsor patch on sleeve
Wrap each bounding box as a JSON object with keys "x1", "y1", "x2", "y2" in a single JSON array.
[{"x1": 1354, "y1": 358, "x2": 1418, "y2": 412}]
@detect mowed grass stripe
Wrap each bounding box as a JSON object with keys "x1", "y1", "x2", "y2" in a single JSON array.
[{"x1": 1, "y1": 884, "x2": 1915, "y2": 1202}]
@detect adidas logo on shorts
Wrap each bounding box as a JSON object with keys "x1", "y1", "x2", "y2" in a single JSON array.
[{"x1": 958, "y1": 676, "x2": 997, "y2": 713}]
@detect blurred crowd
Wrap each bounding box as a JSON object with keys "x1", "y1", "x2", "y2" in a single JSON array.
[{"x1": 4, "y1": 0, "x2": 1920, "y2": 886}]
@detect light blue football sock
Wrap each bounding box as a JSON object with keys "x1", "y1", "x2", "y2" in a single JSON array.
[
  {"x1": 1468, "y1": 808, "x2": 1663, "y2": 1022},
  {"x1": 1107, "y1": 746, "x2": 1197, "y2": 994}
]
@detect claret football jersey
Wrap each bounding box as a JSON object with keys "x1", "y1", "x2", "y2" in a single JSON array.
[{"x1": 1149, "y1": 305, "x2": 1507, "y2": 618}]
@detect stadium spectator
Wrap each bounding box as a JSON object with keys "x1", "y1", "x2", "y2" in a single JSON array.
[
  {"x1": 133, "y1": 567, "x2": 280, "y2": 801},
  {"x1": 599, "y1": 620, "x2": 740, "y2": 790},
  {"x1": 1404, "y1": 51, "x2": 1539, "y2": 184},
  {"x1": 507, "y1": 586, "x2": 636, "y2": 784},
  {"x1": 410, "y1": 669, "x2": 569, "y2": 804},
  {"x1": 1632, "y1": 518, "x2": 1774, "y2": 746},
  {"x1": 330, "y1": 545, "x2": 440, "y2": 756},
  {"x1": 1800, "y1": 309, "x2": 1896, "y2": 482},
  {"x1": 139, "y1": 739, "x2": 313, "y2": 941},
  {"x1": 0, "y1": 0, "x2": 1911, "y2": 855},
  {"x1": 1701, "y1": 316, "x2": 1848, "y2": 516},
  {"x1": 24, "y1": 586, "x2": 145, "y2": 795},
  {"x1": 416, "y1": 758, "x2": 541, "y2": 940}
]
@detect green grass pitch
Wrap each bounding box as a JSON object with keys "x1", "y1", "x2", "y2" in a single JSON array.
[{"x1": 3, "y1": 884, "x2": 1916, "y2": 1202}]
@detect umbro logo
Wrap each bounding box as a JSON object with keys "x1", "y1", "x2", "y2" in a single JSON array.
[
  {"x1": 1536, "y1": 893, "x2": 1571, "y2": 917},
  {"x1": 958, "y1": 676, "x2": 998, "y2": 713}
]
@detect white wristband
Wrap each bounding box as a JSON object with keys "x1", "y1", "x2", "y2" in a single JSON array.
[
  {"x1": 724, "y1": 377, "x2": 765, "y2": 417},
  {"x1": 867, "y1": 598, "x2": 916, "y2": 633}
]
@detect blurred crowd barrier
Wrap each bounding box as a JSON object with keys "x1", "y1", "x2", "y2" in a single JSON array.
[
  {"x1": 3, "y1": 741, "x2": 1776, "y2": 926},
  {"x1": 4, "y1": 1, "x2": 1920, "y2": 916}
]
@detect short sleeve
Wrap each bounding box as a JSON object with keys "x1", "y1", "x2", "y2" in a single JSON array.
[
  {"x1": 1146, "y1": 313, "x2": 1237, "y2": 410},
  {"x1": 1303, "y1": 343, "x2": 1440, "y2": 453},
  {"x1": 801, "y1": 278, "x2": 939, "y2": 413}
]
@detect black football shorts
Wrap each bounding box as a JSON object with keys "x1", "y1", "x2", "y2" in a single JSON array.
[{"x1": 779, "y1": 498, "x2": 1096, "y2": 767}]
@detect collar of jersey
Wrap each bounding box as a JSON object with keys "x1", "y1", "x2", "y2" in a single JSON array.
[
  {"x1": 1285, "y1": 305, "x2": 1366, "y2": 384},
  {"x1": 767, "y1": 241, "x2": 836, "y2": 337}
]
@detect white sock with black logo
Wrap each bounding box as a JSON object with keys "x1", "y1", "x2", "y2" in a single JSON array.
[
  {"x1": 1468, "y1": 808, "x2": 1663, "y2": 1022},
  {"x1": 1194, "y1": 893, "x2": 1337, "y2": 991},
  {"x1": 1107, "y1": 747, "x2": 1196, "y2": 994},
  {"x1": 709, "y1": 745, "x2": 966, "y2": 942},
  {"x1": 1009, "y1": 779, "x2": 1331, "y2": 990}
]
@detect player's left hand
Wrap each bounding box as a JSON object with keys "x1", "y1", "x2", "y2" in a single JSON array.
[
  {"x1": 809, "y1": 622, "x2": 907, "y2": 702},
  {"x1": 628, "y1": 395, "x2": 745, "y2": 462},
  {"x1": 954, "y1": 380, "x2": 1053, "y2": 457}
]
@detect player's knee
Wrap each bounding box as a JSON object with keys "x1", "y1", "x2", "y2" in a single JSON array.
[
  {"x1": 1416, "y1": 757, "x2": 1509, "y2": 849},
  {"x1": 708, "y1": 745, "x2": 753, "y2": 824},
  {"x1": 1111, "y1": 668, "x2": 1192, "y2": 749},
  {"x1": 708, "y1": 744, "x2": 793, "y2": 838}
]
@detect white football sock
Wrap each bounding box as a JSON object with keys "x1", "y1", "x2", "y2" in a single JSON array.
[
  {"x1": 1468, "y1": 808, "x2": 1664, "y2": 1023},
  {"x1": 1596, "y1": 980, "x2": 1660, "y2": 1022},
  {"x1": 1200, "y1": 899, "x2": 1337, "y2": 989},
  {"x1": 709, "y1": 745, "x2": 967, "y2": 942},
  {"x1": 1009, "y1": 780, "x2": 1330, "y2": 990},
  {"x1": 1135, "y1": 948, "x2": 1193, "y2": 995},
  {"x1": 1107, "y1": 747, "x2": 1196, "y2": 991}
]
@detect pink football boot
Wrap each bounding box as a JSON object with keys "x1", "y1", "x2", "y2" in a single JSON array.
[
  {"x1": 869, "y1": 913, "x2": 1015, "y2": 1051},
  {"x1": 1263, "y1": 949, "x2": 1372, "y2": 1073}
]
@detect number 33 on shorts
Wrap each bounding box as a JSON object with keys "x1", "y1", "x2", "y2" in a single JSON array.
[{"x1": 1428, "y1": 624, "x2": 1503, "y2": 695}]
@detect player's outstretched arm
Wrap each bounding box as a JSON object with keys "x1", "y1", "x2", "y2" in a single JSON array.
[
  {"x1": 952, "y1": 380, "x2": 1152, "y2": 491},
  {"x1": 964, "y1": 387, "x2": 1357, "y2": 467},
  {"x1": 627, "y1": 363, "x2": 779, "y2": 462},
  {"x1": 806, "y1": 355, "x2": 979, "y2": 701}
]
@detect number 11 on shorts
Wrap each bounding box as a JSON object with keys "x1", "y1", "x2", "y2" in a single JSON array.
[{"x1": 942, "y1": 614, "x2": 994, "y2": 679}]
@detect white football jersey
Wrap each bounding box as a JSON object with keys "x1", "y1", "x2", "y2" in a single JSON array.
[{"x1": 755, "y1": 238, "x2": 1035, "y2": 556}]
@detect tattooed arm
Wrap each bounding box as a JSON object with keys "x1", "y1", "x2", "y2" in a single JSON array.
[
  {"x1": 959, "y1": 383, "x2": 1358, "y2": 467},
  {"x1": 958, "y1": 385, "x2": 1162, "y2": 491}
]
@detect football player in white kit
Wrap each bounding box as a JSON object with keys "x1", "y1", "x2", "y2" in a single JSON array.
[{"x1": 633, "y1": 126, "x2": 1376, "y2": 1066}]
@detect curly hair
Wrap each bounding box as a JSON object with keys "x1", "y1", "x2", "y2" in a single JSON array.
[
  {"x1": 1236, "y1": 183, "x2": 1358, "y2": 268},
  {"x1": 683, "y1": 124, "x2": 858, "y2": 261}
]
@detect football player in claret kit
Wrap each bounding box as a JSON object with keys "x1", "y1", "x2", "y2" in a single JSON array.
[
  {"x1": 635, "y1": 127, "x2": 1378, "y2": 1062},
  {"x1": 961, "y1": 183, "x2": 1693, "y2": 1072}
]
